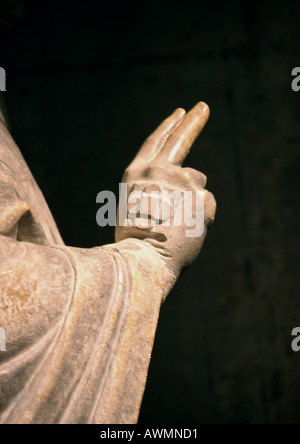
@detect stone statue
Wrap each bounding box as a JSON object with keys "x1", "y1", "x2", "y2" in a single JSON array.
[{"x1": 0, "y1": 97, "x2": 216, "y2": 424}]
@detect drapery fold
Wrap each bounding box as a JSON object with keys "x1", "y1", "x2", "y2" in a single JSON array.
[{"x1": 0, "y1": 109, "x2": 172, "y2": 424}]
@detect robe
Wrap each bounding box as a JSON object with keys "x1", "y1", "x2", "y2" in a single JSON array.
[{"x1": 0, "y1": 100, "x2": 175, "y2": 424}]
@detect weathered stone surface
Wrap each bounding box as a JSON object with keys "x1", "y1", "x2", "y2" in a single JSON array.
[
  {"x1": 0, "y1": 99, "x2": 215, "y2": 423},
  {"x1": 0, "y1": 0, "x2": 299, "y2": 425}
]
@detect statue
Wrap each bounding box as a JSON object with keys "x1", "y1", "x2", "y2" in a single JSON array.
[{"x1": 0, "y1": 97, "x2": 216, "y2": 424}]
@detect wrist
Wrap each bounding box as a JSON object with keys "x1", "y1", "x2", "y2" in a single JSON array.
[{"x1": 107, "y1": 238, "x2": 179, "y2": 301}]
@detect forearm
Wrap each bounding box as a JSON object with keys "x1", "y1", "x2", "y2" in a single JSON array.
[{"x1": 0, "y1": 98, "x2": 216, "y2": 423}]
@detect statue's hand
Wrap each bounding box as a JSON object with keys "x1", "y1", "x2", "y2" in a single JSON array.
[{"x1": 116, "y1": 102, "x2": 216, "y2": 278}]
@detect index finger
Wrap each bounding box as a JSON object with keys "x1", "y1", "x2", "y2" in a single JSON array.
[{"x1": 156, "y1": 102, "x2": 210, "y2": 166}]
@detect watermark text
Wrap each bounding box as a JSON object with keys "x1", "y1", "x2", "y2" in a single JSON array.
[
  {"x1": 292, "y1": 327, "x2": 300, "y2": 352},
  {"x1": 96, "y1": 184, "x2": 205, "y2": 238},
  {"x1": 0, "y1": 67, "x2": 6, "y2": 92},
  {"x1": 0, "y1": 328, "x2": 6, "y2": 352},
  {"x1": 291, "y1": 67, "x2": 300, "y2": 92}
]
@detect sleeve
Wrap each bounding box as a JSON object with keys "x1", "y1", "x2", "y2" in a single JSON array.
[
  {"x1": 0, "y1": 113, "x2": 176, "y2": 424},
  {"x1": 0, "y1": 183, "x2": 175, "y2": 424}
]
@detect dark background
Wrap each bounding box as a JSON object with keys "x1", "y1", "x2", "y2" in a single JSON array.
[{"x1": 1, "y1": 0, "x2": 299, "y2": 424}]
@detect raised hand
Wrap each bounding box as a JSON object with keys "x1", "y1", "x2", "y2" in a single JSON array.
[{"x1": 116, "y1": 102, "x2": 216, "y2": 277}]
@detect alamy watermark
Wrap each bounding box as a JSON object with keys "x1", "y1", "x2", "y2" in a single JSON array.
[
  {"x1": 291, "y1": 67, "x2": 300, "y2": 92},
  {"x1": 0, "y1": 328, "x2": 6, "y2": 352},
  {"x1": 291, "y1": 327, "x2": 300, "y2": 352},
  {"x1": 0, "y1": 67, "x2": 6, "y2": 92},
  {"x1": 96, "y1": 184, "x2": 205, "y2": 238}
]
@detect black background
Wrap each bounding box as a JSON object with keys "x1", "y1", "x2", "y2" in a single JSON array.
[{"x1": 0, "y1": 0, "x2": 299, "y2": 424}]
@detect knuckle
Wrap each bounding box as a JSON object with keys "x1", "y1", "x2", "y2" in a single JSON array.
[
  {"x1": 124, "y1": 166, "x2": 131, "y2": 175},
  {"x1": 204, "y1": 190, "x2": 217, "y2": 225},
  {"x1": 183, "y1": 168, "x2": 207, "y2": 187},
  {"x1": 200, "y1": 172, "x2": 208, "y2": 184},
  {"x1": 123, "y1": 167, "x2": 131, "y2": 180},
  {"x1": 145, "y1": 164, "x2": 166, "y2": 177},
  {"x1": 123, "y1": 165, "x2": 138, "y2": 182}
]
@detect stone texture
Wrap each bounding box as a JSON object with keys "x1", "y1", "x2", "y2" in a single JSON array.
[
  {"x1": 0, "y1": 0, "x2": 299, "y2": 424},
  {"x1": 0, "y1": 100, "x2": 215, "y2": 423}
]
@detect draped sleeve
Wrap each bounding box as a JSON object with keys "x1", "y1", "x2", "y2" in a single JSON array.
[{"x1": 0, "y1": 113, "x2": 175, "y2": 424}]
